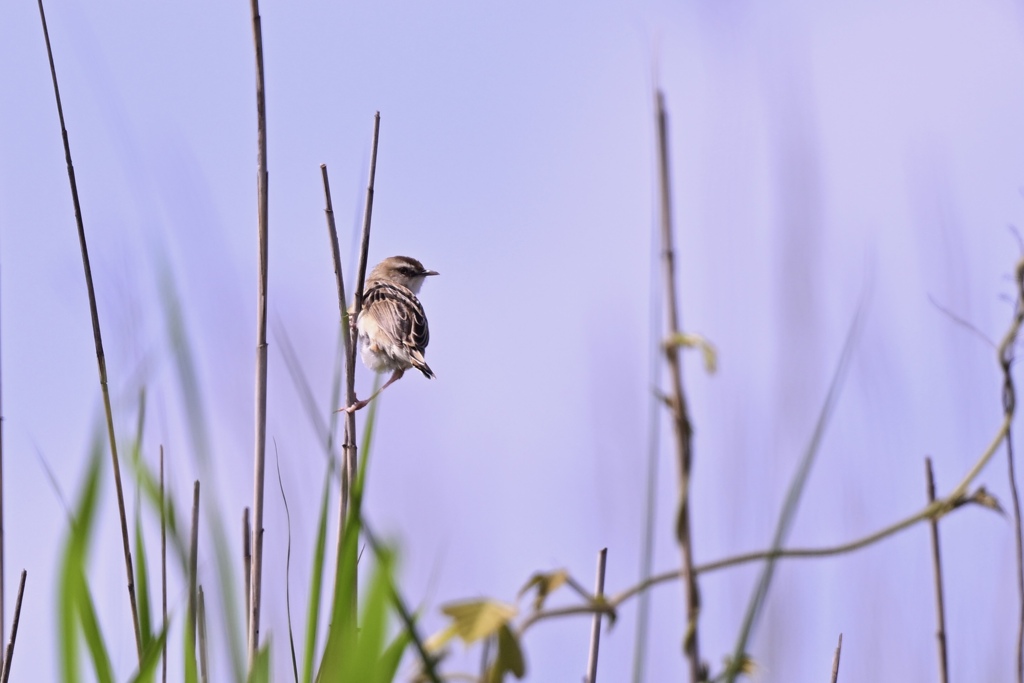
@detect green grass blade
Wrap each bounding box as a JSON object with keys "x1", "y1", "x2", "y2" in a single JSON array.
[
  {"x1": 724, "y1": 306, "x2": 864, "y2": 681},
  {"x1": 78, "y1": 585, "x2": 115, "y2": 683},
  {"x1": 302, "y1": 470, "x2": 333, "y2": 683},
  {"x1": 128, "y1": 622, "x2": 169, "y2": 683},
  {"x1": 135, "y1": 509, "x2": 153, "y2": 650}
]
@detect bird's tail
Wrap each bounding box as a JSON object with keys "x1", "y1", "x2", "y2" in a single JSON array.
[{"x1": 412, "y1": 354, "x2": 435, "y2": 379}]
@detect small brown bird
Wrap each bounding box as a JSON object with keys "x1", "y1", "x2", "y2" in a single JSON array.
[{"x1": 341, "y1": 255, "x2": 438, "y2": 413}]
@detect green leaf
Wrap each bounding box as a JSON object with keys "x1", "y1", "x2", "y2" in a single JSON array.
[
  {"x1": 247, "y1": 643, "x2": 271, "y2": 683},
  {"x1": 79, "y1": 584, "x2": 115, "y2": 683},
  {"x1": 303, "y1": 469, "x2": 332, "y2": 683}
]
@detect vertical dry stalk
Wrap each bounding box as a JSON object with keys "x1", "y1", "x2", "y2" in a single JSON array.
[
  {"x1": 243, "y1": 506, "x2": 252, "y2": 636},
  {"x1": 35, "y1": 0, "x2": 142, "y2": 662},
  {"x1": 247, "y1": 0, "x2": 271, "y2": 668},
  {"x1": 654, "y1": 89, "x2": 703, "y2": 681},
  {"x1": 925, "y1": 458, "x2": 949, "y2": 683},
  {"x1": 585, "y1": 548, "x2": 609, "y2": 683},
  {"x1": 198, "y1": 586, "x2": 210, "y2": 683},
  {"x1": 160, "y1": 448, "x2": 167, "y2": 683},
  {"x1": 332, "y1": 113, "x2": 382, "y2": 620},
  {"x1": 829, "y1": 633, "x2": 842, "y2": 683},
  {"x1": 0, "y1": 570, "x2": 24, "y2": 683},
  {"x1": 189, "y1": 481, "x2": 201, "y2": 664},
  {"x1": 1001, "y1": 256, "x2": 1024, "y2": 683},
  {"x1": 320, "y1": 165, "x2": 353, "y2": 521}
]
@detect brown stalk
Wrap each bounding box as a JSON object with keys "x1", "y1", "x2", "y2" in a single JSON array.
[
  {"x1": 585, "y1": 548, "x2": 608, "y2": 683},
  {"x1": 320, "y1": 164, "x2": 353, "y2": 524},
  {"x1": 247, "y1": 0, "x2": 271, "y2": 669},
  {"x1": 189, "y1": 481, "x2": 201, "y2": 672},
  {"x1": 829, "y1": 633, "x2": 842, "y2": 683},
  {"x1": 925, "y1": 458, "x2": 949, "y2": 683},
  {"x1": 35, "y1": 0, "x2": 142, "y2": 661},
  {"x1": 0, "y1": 570, "x2": 24, "y2": 683},
  {"x1": 160, "y1": 447, "x2": 167, "y2": 683},
  {"x1": 1000, "y1": 256, "x2": 1024, "y2": 683},
  {"x1": 654, "y1": 88, "x2": 703, "y2": 681},
  {"x1": 198, "y1": 586, "x2": 210, "y2": 683}
]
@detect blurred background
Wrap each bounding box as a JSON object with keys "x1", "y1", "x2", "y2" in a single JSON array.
[{"x1": 1, "y1": 0, "x2": 1023, "y2": 680}]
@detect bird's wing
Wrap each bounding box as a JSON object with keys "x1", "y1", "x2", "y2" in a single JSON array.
[{"x1": 361, "y1": 281, "x2": 430, "y2": 352}]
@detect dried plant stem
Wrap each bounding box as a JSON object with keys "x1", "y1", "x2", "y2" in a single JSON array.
[
  {"x1": 247, "y1": 0, "x2": 271, "y2": 669},
  {"x1": 189, "y1": 481, "x2": 201, "y2": 669},
  {"x1": 925, "y1": 459, "x2": 949, "y2": 683},
  {"x1": 198, "y1": 586, "x2": 209, "y2": 683},
  {"x1": 829, "y1": 633, "x2": 842, "y2": 683},
  {"x1": 1001, "y1": 256, "x2": 1024, "y2": 683},
  {"x1": 35, "y1": 0, "x2": 142, "y2": 662},
  {"x1": 585, "y1": 548, "x2": 608, "y2": 683},
  {"x1": 654, "y1": 88, "x2": 702, "y2": 681},
  {"x1": 160, "y1": 448, "x2": 167, "y2": 683},
  {"x1": 320, "y1": 164, "x2": 353, "y2": 524},
  {"x1": 0, "y1": 570, "x2": 24, "y2": 683},
  {"x1": 243, "y1": 507, "x2": 251, "y2": 636}
]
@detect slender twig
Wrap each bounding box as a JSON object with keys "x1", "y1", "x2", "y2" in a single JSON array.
[
  {"x1": 331, "y1": 113, "x2": 381, "y2": 624},
  {"x1": 321, "y1": 164, "x2": 353, "y2": 525},
  {"x1": 247, "y1": 0, "x2": 271, "y2": 669},
  {"x1": 0, "y1": 570, "x2": 24, "y2": 683},
  {"x1": 585, "y1": 548, "x2": 608, "y2": 683},
  {"x1": 925, "y1": 458, "x2": 949, "y2": 683},
  {"x1": 189, "y1": 481, "x2": 201, "y2": 671},
  {"x1": 198, "y1": 586, "x2": 209, "y2": 683},
  {"x1": 274, "y1": 443, "x2": 300, "y2": 683},
  {"x1": 1000, "y1": 256, "x2": 1024, "y2": 683},
  {"x1": 654, "y1": 88, "x2": 702, "y2": 682},
  {"x1": 160, "y1": 447, "x2": 167, "y2": 683},
  {"x1": 36, "y1": 0, "x2": 142, "y2": 661},
  {"x1": 243, "y1": 507, "x2": 251, "y2": 636},
  {"x1": 829, "y1": 633, "x2": 842, "y2": 683}
]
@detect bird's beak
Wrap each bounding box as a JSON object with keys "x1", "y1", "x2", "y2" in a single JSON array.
[{"x1": 424, "y1": 270, "x2": 439, "y2": 276}]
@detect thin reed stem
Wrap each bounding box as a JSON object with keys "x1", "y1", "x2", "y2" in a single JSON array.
[
  {"x1": 654, "y1": 88, "x2": 702, "y2": 681},
  {"x1": 198, "y1": 586, "x2": 209, "y2": 683},
  {"x1": 829, "y1": 633, "x2": 842, "y2": 683},
  {"x1": 585, "y1": 548, "x2": 608, "y2": 683},
  {"x1": 189, "y1": 481, "x2": 201, "y2": 672},
  {"x1": 320, "y1": 165, "x2": 353, "y2": 525},
  {"x1": 247, "y1": 0, "x2": 271, "y2": 669},
  {"x1": 160, "y1": 448, "x2": 167, "y2": 683},
  {"x1": 1000, "y1": 256, "x2": 1024, "y2": 683},
  {"x1": 243, "y1": 507, "x2": 251, "y2": 636},
  {"x1": 925, "y1": 458, "x2": 949, "y2": 683},
  {"x1": 35, "y1": 0, "x2": 142, "y2": 661},
  {"x1": 0, "y1": 570, "x2": 24, "y2": 683}
]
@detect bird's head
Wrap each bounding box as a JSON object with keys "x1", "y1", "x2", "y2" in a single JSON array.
[{"x1": 368, "y1": 255, "x2": 439, "y2": 294}]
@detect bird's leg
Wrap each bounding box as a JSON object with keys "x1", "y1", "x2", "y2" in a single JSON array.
[{"x1": 339, "y1": 368, "x2": 406, "y2": 414}]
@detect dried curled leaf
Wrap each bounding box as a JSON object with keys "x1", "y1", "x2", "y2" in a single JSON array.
[
  {"x1": 663, "y1": 332, "x2": 718, "y2": 374},
  {"x1": 437, "y1": 599, "x2": 518, "y2": 646},
  {"x1": 518, "y1": 569, "x2": 569, "y2": 611},
  {"x1": 486, "y1": 624, "x2": 526, "y2": 682}
]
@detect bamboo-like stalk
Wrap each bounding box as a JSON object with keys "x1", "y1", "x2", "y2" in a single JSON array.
[
  {"x1": 585, "y1": 548, "x2": 608, "y2": 683},
  {"x1": 247, "y1": 0, "x2": 271, "y2": 669},
  {"x1": 320, "y1": 165, "x2": 353, "y2": 524},
  {"x1": 654, "y1": 89, "x2": 702, "y2": 681},
  {"x1": 829, "y1": 633, "x2": 842, "y2": 683},
  {"x1": 243, "y1": 507, "x2": 251, "y2": 636},
  {"x1": 330, "y1": 113, "x2": 381, "y2": 622},
  {"x1": 198, "y1": 586, "x2": 210, "y2": 683},
  {"x1": 35, "y1": 0, "x2": 142, "y2": 662},
  {"x1": 160, "y1": 448, "x2": 167, "y2": 683},
  {"x1": 1000, "y1": 256, "x2": 1024, "y2": 683},
  {"x1": 189, "y1": 481, "x2": 201, "y2": 670},
  {"x1": 924, "y1": 459, "x2": 949, "y2": 683},
  {"x1": 0, "y1": 570, "x2": 24, "y2": 683}
]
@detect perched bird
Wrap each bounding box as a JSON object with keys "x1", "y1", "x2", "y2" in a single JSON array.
[{"x1": 341, "y1": 255, "x2": 438, "y2": 413}]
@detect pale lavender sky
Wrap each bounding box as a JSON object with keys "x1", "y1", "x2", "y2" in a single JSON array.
[{"x1": 1, "y1": 0, "x2": 1023, "y2": 681}]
